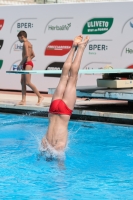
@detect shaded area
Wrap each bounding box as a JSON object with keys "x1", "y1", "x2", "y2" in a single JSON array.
[{"x1": 75, "y1": 102, "x2": 133, "y2": 114}]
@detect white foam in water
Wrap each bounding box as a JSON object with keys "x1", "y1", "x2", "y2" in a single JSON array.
[
  {"x1": 39, "y1": 138, "x2": 65, "y2": 161},
  {"x1": 1, "y1": 114, "x2": 25, "y2": 125},
  {"x1": 2, "y1": 113, "x2": 66, "y2": 162}
]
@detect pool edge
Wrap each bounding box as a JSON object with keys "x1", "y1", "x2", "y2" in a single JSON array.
[{"x1": 0, "y1": 106, "x2": 133, "y2": 125}]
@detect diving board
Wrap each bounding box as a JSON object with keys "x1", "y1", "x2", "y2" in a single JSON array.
[{"x1": 6, "y1": 69, "x2": 133, "y2": 75}]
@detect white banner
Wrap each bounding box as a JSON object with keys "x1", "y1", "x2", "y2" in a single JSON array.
[{"x1": 0, "y1": 2, "x2": 133, "y2": 91}]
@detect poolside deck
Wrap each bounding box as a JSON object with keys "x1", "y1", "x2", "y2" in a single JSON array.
[{"x1": 0, "y1": 89, "x2": 133, "y2": 125}]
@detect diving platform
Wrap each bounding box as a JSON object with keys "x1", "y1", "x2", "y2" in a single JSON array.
[
  {"x1": 6, "y1": 68, "x2": 133, "y2": 75},
  {"x1": 7, "y1": 69, "x2": 133, "y2": 102},
  {"x1": 48, "y1": 86, "x2": 133, "y2": 102}
]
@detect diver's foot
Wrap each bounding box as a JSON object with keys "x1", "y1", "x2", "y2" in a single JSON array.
[
  {"x1": 73, "y1": 35, "x2": 83, "y2": 47},
  {"x1": 36, "y1": 96, "x2": 44, "y2": 106},
  {"x1": 17, "y1": 101, "x2": 26, "y2": 105},
  {"x1": 78, "y1": 36, "x2": 89, "y2": 49}
]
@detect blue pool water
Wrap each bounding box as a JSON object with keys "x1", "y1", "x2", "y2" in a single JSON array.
[{"x1": 0, "y1": 113, "x2": 133, "y2": 199}]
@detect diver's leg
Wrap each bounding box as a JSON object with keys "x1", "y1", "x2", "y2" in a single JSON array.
[
  {"x1": 51, "y1": 35, "x2": 83, "y2": 102},
  {"x1": 63, "y1": 36, "x2": 89, "y2": 110}
]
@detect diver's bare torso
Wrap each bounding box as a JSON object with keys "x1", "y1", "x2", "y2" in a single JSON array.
[
  {"x1": 22, "y1": 41, "x2": 33, "y2": 61},
  {"x1": 43, "y1": 114, "x2": 70, "y2": 151}
]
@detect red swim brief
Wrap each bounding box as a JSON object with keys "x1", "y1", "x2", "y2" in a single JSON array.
[
  {"x1": 23, "y1": 61, "x2": 33, "y2": 70},
  {"x1": 49, "y1": 99, "x2": 72, "y2": 116}
]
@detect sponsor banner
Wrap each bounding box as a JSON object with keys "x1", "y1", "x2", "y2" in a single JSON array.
[
  {"x1": 1, "y1": 3, "x2": 133, "y2": 91},
  {"x1": 121, "y1": 41, "x2": 133, "y2": 56},
  {"x1": 88, "y1": 40, "x2": 111, "y2": 56},
  {"x1": 9, "y1": 60, "x2": 36, "y2": 71},
  {"x1": 81, "y1": 62, "x2": 112, "y2": 70},
  {"x1": 130, "y1": 21, "x2": 133, "y2": 28},
  {"x1": 44, "y1": 62, "x2": 64, "y2": 77},
  {"x1": 9, "y1": 40, "x2": 23, "y2": 55},
  {"x1": 124, "y1": 47, "x2": 133, "y2": 54},
  {"x1": 0, "y1": 20, "x2": 4, "y2": 30},
  {"x1": 44, "y1": 18, "x2": 73, "y2": 33},
  {"x1": 0, "y1": 60, "x2": 3, "y2": 69},
  {"x1": 9, "y1": 60, "x2": 20, "y2": 71},
  {"x1": 127, "y1": 65, "x2": 133, "y2": 69},
  {"x1": 122, "y1": 18, "x2": 133, "y2": 33},
  {"x1": 82, "y1": 18, "x2": 113, "y2": 34},
  {"x1": 10, "y1": 18, "x2": 37, "y2": 37},
  {"x1": 0, "y1": 40, "x2": 4, "y2": 50},
  {"x1": 13, "y1": 41, "x2": 23, "y2": 51},
  {"x1": 48, "y1": 23, "x2": 71, "y2": 31},
  {"x1": 17, "y1": 22, "x2": 33, "y2": 29},
  {"x1": 45, "y1": 40, "x2": 73, "y2": 56},
  {"x1": 10, "y1": 39, "x2": 36, "y2": 54},
  {"x1": 89, "y1": 44, "x2": 108, "y2": 52}
]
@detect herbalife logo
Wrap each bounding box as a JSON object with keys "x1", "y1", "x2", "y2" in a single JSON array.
[
  {"x1": 125, "y1": 48, "x2": 133, "y2": 54},
  {"x1": 82, "y1": 18, "x2": 113, "y2": 34},
  {"x1": 0, "y1": 40, "x2": 4, "y2": 50},
  {"x1": 48, "y1": 23, "x2": 71, "y2": 31},
  {"x1": 0, "y1": 60, "x2": 3, "y2": 69},
  {"x1": 17, "y1": 23, "x2": 33, "y2": 29}
]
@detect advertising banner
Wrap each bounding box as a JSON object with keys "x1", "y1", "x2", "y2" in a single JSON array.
[{"x1": 0, "y1": 2, "x2": 133, "y2": 91}]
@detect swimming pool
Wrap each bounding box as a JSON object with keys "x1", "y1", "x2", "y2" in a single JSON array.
[{"x1": 0, "y1": 113, "x2": 133, "y2": 199}]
